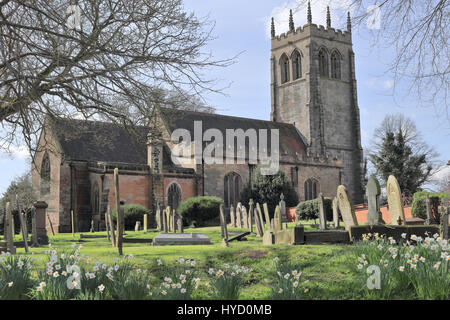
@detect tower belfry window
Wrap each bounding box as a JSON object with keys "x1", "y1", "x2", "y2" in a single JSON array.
[
  {"x1": 331, "y1": 51, "x2": 341, "y2": 79},
  {"x1": 292, "y1": 51, "x2": 302, "y2": 80},
  {"x1": 280, "y1": 54, "x2": 290, "y2": 83},
  {"x1": 319, "y1": 49, "x2": 328, "y2": 77}
]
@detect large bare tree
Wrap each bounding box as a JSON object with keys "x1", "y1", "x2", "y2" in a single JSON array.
[{"x1": 0, "y1": 0, "x2": 232, "y2": 154}]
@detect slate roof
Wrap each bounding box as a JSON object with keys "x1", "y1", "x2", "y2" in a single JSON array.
[
  {"x1": 158, "y1": 107, "x2": 307, "y2": 158},
  {"x1": 49, "y1": 118, "x2": 148, "y2": 164}
]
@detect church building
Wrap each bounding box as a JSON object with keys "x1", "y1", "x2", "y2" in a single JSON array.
[{"x1": 32, "y1": 6, "x2": 363, "y2": 232}]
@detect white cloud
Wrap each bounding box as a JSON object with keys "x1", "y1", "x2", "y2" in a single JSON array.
[
  {"x1": 364, "y1": 77, "x2": 394, "y2": 90},
  {"x1": 264, "y1": 0, "x2": 354, "y2": 39},
  {"x1": 0, "y1": 145, "x2": 30, "y2": 161},
  {"x1": 383, "y1": 79, "x2": 394, "y2": 89}
]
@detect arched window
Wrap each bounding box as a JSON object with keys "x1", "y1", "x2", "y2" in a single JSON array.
[
  {"x1": 292, "y1": 50, "x2": 302, "y2": 80},
  {"x1": 318, "y1": 49, "x2": 328, "y2": 77},
  {"x1": 224, "y1": 172, "x2": 242, "y2": 208},
  {"x1": 167, "y1": 183, "x2": 182, "y2": 210},
  {"x1": 40, "y1": 152, "x2": 50, "y2": 197},
  {"x1": 304, "y1": 179, "x2": 319, "y2": 201},
  {"x1": 331, "y1": 51, "x2": 341, "y2": 79},
  {"x1": 280, "y1": 54, "x2": 290, "y2": 84}
]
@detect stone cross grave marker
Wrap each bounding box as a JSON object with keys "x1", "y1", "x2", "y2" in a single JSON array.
[
  {"x1": 425, "y1": 194, "x2": 433, "y2": 225},
  {"x1": 242, "y1": 206, "x2": 248, "y2": 229},
  {"x1": 274, "y1": 205, "x2": 282, "y2": 232},
  {"x1": 5, "y1": 202, "x2": 16, "y2": 254},
  {"x1": 230, "y1": 205, "x2": 235, "y2": 227},
  {"x1": 219, "y1": 204, "x2": 228, "y2": 247},
  {"x1": 366, "y1": 176, "x2": 382, "y2": 226},
  {"x1": 332, "y1": 197, "x2": 339, "y2": 228},
  {"x1": 162, "y1": 209, "x2": 168, "y2": 233},
  {"x1": 135, "y1": 221, "x2": 141, "y2": 232},
  {"x1": 386, "y1": 175, "x2": 406, "y2": 225},
  {"x1": 318, "y1": 193, "x2": 327, "y2": 230},
  {"x1": 236, "y1": 203, "x2": 242, "y2": 228},
  {"x1": 249, "y1": 199, "x2": 254, "y2": 233},
  {"x1": 177, "y1": 217, "x2": 184, "y2": 234},
  {"x1": 256, "y1": 203, "x2": 265, "y2": 230},
  {"x1": 337, "y1": 185, "x2": 358, "y2": 231},
  {"x1": 263, "y1": 203, "x2": 271, "y2": 229}
]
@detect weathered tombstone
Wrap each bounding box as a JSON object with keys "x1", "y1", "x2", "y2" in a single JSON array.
[
  {"x1": 135, "y1": 221, "x2": 141, "y2": 232},
  {"x1": 172, "y1": 209, "x2": 176, "y2": 233},
  {"x1": 440, "y1": 198, "x2": 449, "y2": 240},
  {"x1": 318, "y1": 193, "x2": 327, "y2": 230},
  {"x1": 155, "y1": 203, "x2": 161, "y2": 231},
  {"x1": 263, "y1": 203, "x2": 271, "y2": 229},
  {"x1": 249, "y1": 199, "x2": 254, "y2": 233},
  {"x1": 105, "y1": 210, "x2": 110, "y2": 242},
  {"x1": 425, "y1": 194, "x2": 433, "y2": 225},
  {"x1": 219, "y1": 204, "x2": 228, "y2": 247},
  {"x1": 71, "y1": 210, "x2": 75, "y2": 237},
  {"x1": 274, "y1": 205, "x2": 282, "y2": 232},
  {"x1": 254, "y1": 209, "x2": 263, "y2": 237},
  {"x1": 108, "y1": 205, "x2": 116, "y2": 247},
  {"x1": 47, "y1": 213, "x2": 55, "y2": 236},
  {"x1": 165, "y1": 206, "x2": 171, "y2": 232},
  {"x1": 229, "y1": 205, "x2": 235, "y2": 227},
  {"x1": 162, "y1": 209, "x2": 168, "y2": 233},
  {"x1": 366, "y1": 176, "x2": 382, "y2": 226},
  {"x1": 236, "y1": 203, "x2": 242, "y2": 228},
  {"x1": 114, "y1": 168, "x2": 124, "y2": 255},
  {"x1": 177, "y1": 217, "x2": 184, "y2": 234},
  {"x1": 16, "y1": 196, "x2": 28, "y2": 252},
  {"x1": 332, "y1": 197, "x2": 339, "y2": 228},
  {"x1": 242, "y1": 206, "x2": 248, "y2": 229},
  {"x1": 270, "y1": 218, "x2": 274, "y2": 230},
  {"x1": 4, "y1": 202, "x2": 16, "y2": 254},
  {"x1": 337, "y1": 185, "x2": 358, "y2": 231},
  {"x1": 143, "y1": 214, "x2": 148, "y2": 232},
  {"x1": 90, "y1": 219, "x2": 95, "y2": 233},
  {"x1": 262, "y1": 230, "x2": 274, "y2": 245},
  {"x1": 279, "y1": 193, "x2": 286, "y2": 222},
  {"x1": 30, "y1": 207, "x2": 39, "y2": 247},
  {"x1": 34, "y1": 201, "x2": 49, "y2": 246},
  {"x1": 386, "y1": 175, "x2": 406, "y2": 225},
  {"x1": 256, "y1": 203, "x2": 265, "y2": 230}
]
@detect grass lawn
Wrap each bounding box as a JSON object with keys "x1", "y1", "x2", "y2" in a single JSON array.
[{"x1": 9, "y1": 223, "x2": 363, "y2": 300}]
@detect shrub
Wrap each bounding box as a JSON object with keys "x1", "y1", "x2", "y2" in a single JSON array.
[
  {"x1": 295, "y1": 198, "x2": 332, "y2": 222},
  {"x1": 240, "y1": 169, "x2": 299, "y2": 216},
  {"x1": 177, "y1": 196, "x2": 222, "y2": 226},
  {"x1": 112, "y1": 204, "x2": 150, "y2": 230},
  {"x1": 411, "y1": 191, "x2": 450, "y2": 221}
]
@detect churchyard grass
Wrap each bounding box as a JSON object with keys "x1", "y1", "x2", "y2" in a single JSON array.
[{"x1": 1, "y1": 225, "x2": 448, "y2": 300}]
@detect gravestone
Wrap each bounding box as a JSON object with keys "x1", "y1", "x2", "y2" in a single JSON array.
[
  {"x1": 270, "y1": 218, "x2": 274, "y2": 230},
  {"x1": 366, "y1": 176, "x2": 382, "y2": 226},
  {"x1": 5, "y1": 202, "x2": 16, "y2": 254},
  {"x1": 156, "y1": 204, "x2": 161, "y2": 231},
  {"x1": 177, "y1": 217, "x2": 184, "y2": 234},
  {"x1": 254, "y1": 209, "x2": 263, "y2": 237},
  {"x1": 249, "y1": 199, "x2": 254, "y2": 233},
  {"x1": 230, "y1": 205, "x2": 235, "y2": 227},
  {"x1": 425, "y1": 194, "x2": 433, "y2": 225},
  {"x1": 33, "y1": 201, "x2": 49, "y2": 246},
  {"x1": 256, "y1": 203, "x2": 265, "y2": 230},
  {"x1": 274, "y1": 205, "x2": 282, "y2": 232},
  {"x1": 143, "y1": 214, "x2": 148, "y2": 232},
  {"x1": 165, "y1": 206, "x2": 171, "y2": 232},
  {"x1": 263, "y1": 203, "x2": 270, "y2": 229},
  {"x1": 162, "y1": 209, "x2": 168, "y2": 233},
  {"x1": 135, "y1": 221, "x2": 141, "y2": 232},
  {"x1": 386, "y1": 175, "x2": 406, "y2": 225},
  {"x1": 262, "y1": 230, "x2": 274, "y2": 245},
  {"x1": 219, "y1": 204, "x2": 228, "y2": 247},
  {"x1": 332, "y1": 197, "x2": 339, "y2": 228},
  {"x1": 114, "y1": 168, "x2": 124, "y2": 255},
  {"x1": 15, "y1": 197, "x2": 28, "y2": 253},
  {"x1": 318, "y1": 193, "x2": 327, "y2": 230},
  {"x1": 242, "y1": 206, "x2": 248, "y2": 229},
  {"x1": 279, "y1": 193, "x2": 287, "y2": 222},
  {"x1": 236, "y1": 203, "x2": 242, "y2": 228},
  {"x1": 172, "y1": 209, "x2": 176, "y2": 233},
  {"x1": 108, "y1": 206, "x2": 116, "y2": 247},
  {"x1": 440, "y1": 197, "x2": 449, "y2": 239},
  {"x1": 337, "y1": 185, "x2": 358, "y2": 231},
  {"x1": 30, "y1": 207, "x2": 39, "y2": 247},
  {"x1": 152, "y1": 233, "x2": 212, "y2": 246}
]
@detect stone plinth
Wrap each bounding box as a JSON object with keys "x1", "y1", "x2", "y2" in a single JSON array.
[
  {"x1": 152, "y1": 233, "x2": 212, "y2": 246},
  {"x1": 34, "y1": 201, "x2": 49, "y2": 245}
]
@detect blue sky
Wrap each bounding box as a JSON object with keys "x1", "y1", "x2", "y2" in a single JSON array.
[{"x1": 0, "y1": 0, "x2": 449, "y2": 194}]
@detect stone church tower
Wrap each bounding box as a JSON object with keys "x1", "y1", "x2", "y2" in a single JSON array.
[{"x1": 270, "y1": 4, "x2": 364, "y2": 203}]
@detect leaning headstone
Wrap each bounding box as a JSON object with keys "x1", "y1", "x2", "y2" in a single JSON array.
[
  {"x1": 108, "y1": 206, "x2": 116, "y2": 247},
  {"x1": 249, "y1": 199, "x2": 254, "y2": 233},
  {"x1": 177, "y1": 217, "x2": 184, "y2": 234},
  {"x1": 236, "y1": 203, "x2": 242, "y2": 228},
  {"x1": 16, "y1": 196, "x2": 28, "y2": 253},
  {"x1": 4, "y1": 202, "x2": 15, "y2": 254},
  {"x1": 113, "y1": 168, "x2": 124, "y2": 255},
  {"x1": 337, "y1": 185, "x2": 358, "y2": 231},
  {"x1": 105, "y1": 210, "x2": 110, "y2": 242},
  {"x1": 332, "y1": 197, "x2": 339, "y2": 229},
  {"x1": 229, "y1": 205, "x2": 235, "y2": 227},
  {"x1": 318, "y1": 193, "x2": 327, "y2": 230},
  {"x1": 135, "y1": 221, "x2": 141, "y2": 232},
  {"x1": 162, "y1": 209, "x2": 168, "y2": 233},
  {"x1": 366, "y1": 176, "x2": 383, "y2": 226},
  {"x1": 242, "y1": 207, "x2": 248, "y2": 229},
  {"x1": 255, "y1": 209, "x2": 263, "y2": 237},
  {"x1": 30, "y1": 207, "x2": 39, "y2": 247},
  {"x1": 386, "y1": 175, "x2": 406, "y2": 225},
  {"x1": 263, "y1": 203, "x2": 270, "y2": 229},
  {"x1": 425, "y1": 194, "x2": 433, "y2": 225},
  {"x1": 256, "y1": 203, "x2": 265, "y2": 230},
  {"x1": 219, "y1": 204, "x2": 228, "y2": 247},
  {"x1": 274, "y1": 205, "x2": 282, "y2": 232}
]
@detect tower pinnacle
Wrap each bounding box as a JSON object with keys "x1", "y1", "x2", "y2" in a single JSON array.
[
  {"x1": 289, "y1": 9, "x2": 295, "y2": 32},
  {"x1": 347, "y1": 12, "x2": 352, "y2": 32},
  {"x1": 326, "y1": 6, "x2": 331, "y2": 28},
  {"x1": 307, "y1": 1, "x2": 312, "y2": 24},
  {"x1": 271, "y1": 17, "x2": 275, "y2": 38}
]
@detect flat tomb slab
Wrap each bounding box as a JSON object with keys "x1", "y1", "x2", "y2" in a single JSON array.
[
  {"x1": 304, "y1": 230, "x2": 350, "y2": 244},
  {"x1": 152, "y1": 233, "x2": 212, "y2": 246}
]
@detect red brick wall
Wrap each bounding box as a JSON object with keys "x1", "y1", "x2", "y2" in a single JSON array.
[{"x1": 164, "y1": 176, "x2": 196, "y2": 206}]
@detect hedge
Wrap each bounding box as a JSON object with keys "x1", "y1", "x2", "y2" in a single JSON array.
[
  {"x1": 295, "y1": 198, "x2": 333, "y2": 222},
  {"x1": 112, "y1": 204, "x2": 150, "y2": 230},
  {"x1": 177, "y1": 196, "x2": 223, "y2": 226},
  {"x1": 411, "y1": 191, "x2": 450, "y2": 221}
]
